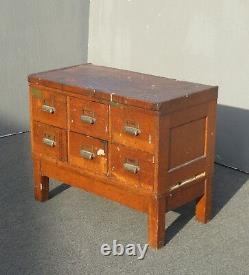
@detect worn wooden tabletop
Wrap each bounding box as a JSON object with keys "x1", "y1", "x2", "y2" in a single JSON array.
[{"x1": 29, "y1": 64, "x2": 217, "y2": 111}]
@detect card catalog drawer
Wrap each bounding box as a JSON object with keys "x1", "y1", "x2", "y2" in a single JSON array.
[
  {"x1": 69, "y1": 97, "x2": 109, "y2": 140},
  {"x1": 32, "y1": 122, "x2": 67, "y2": 161},
  {"x1": 110, "y1": 143, "x2": 154, "y2": 190},
  {"x1": 30, "y1": 87, "x2": 67, "y2": 129},
  {"x1": 110, "y1": 105, "x2": 156, "y2": 154},
  {"x1": 69, "y1": 132, "x2": 107, "y2": 175}
]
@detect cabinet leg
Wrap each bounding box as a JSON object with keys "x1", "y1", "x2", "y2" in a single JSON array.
[
  {"x1": 195, "y1": 177, "x2": 212, "y2": 223},
  {"x1": 148, "y1": 196, "x2": 166, "y2": 249},
  {"x1": 33, "y1": 159, "x2": 49, "y2": 202}
]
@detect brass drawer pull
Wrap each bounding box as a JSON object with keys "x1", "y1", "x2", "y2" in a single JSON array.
[
  {"x1": 80, "y1": 115, "x2": 96, "y2": 124},
  {"x1": 123, "y1": 162, "x2": 140, "y2": 174},
  {"x1": 42, "y1": 104, "x2": 55, "y2": 114},
  {"x1": 80, "y1": 149, "x2": 95, "y2": 160},
  {"x1": 124, "y1": 126, "x2": 141, "y2": 136},
  {"x1": 42, "y1": 137, "x2": 56, "y2": 147}
]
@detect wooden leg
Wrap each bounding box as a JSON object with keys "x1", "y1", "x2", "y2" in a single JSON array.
[
  {"x1": 33, "y1": 159, "x2": 49, "y2": 202},
  {"x1": 148, "y1": 196, "x2": 166, "y2": 249},
  {"x1": 195, "y1": 177, "x2": 212, "y2": 223}
]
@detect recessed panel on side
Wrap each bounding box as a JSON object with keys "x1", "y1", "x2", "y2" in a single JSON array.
[{"x1": 169, "y1": 118, "x2": 206, "y2": 170}]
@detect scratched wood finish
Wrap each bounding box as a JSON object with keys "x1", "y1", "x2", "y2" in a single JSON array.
[
  {"x1": 148, "y1": 196, "x2": 166, "y2": 248},
  {"x1": 110, "y1": 105, "x2": 156, "y2": 154},
  {"x1": 41, "y1": 159, "x2": 150, "y2": 213},
  {"x1": 31, "y1": 87, "x2": 67, "y2": 129},
  {"x1": 32, "y1": 121, "x2": 67, "y2": 162},
  {"x1": 169, "y1": 118, "x2": 206, "y2": 169},
  {"x1": 28, "y1": 64, "x2": 218, "y2": 249},
  {"x1": 167, "y1": 180, "x2": 205, "y2": 211},
  {"x1": 68, "y1": 131, "x2": 108, "y2": 175},
  {"x1": 110, "y1": 143, "x2": 154, "y2": 190},
  {"x1": 33, "y1": 158, "x2": 49, "y2": 202},
  {"x1": 196, "y1": 101, "x2": 217, "y2": 223},
  {"x1": 28, "y1": 64, "x2": 217, "y2": 112},
  {"x1": 69, "y1": 97, "x2": 109, "y2": 140}
]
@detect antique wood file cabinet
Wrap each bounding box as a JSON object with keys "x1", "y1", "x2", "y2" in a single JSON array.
[{"x1": 28, "y1": 64, "x2": 218, "y2": 249}]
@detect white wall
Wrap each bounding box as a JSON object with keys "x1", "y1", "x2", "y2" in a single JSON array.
[
  {"x1": 0, "y1": 0, "x2": 90, "y2": 136},
  {"x1": 88, "y1": 0, "x2": 249, "y2": 172}
]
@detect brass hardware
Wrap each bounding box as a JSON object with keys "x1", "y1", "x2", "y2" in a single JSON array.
[
  {"x1": 80, "y1": 149, "x2": 95, "y2": 160},
  {"x1": 31, "y1": 87, "x2": 42, "y2": 99},
  {"x1": 123, "y1": 162, "x2": 140, "y2": 174},
  {"x1": 110, "y1": 101, "x2": 121, "y2": 108},
  {"x1": 124, "y1": 125, "x2": 141, "y2": 136},
  {"x1": 42, "y1": 104, "x2": 55, "y2": 114},
  {"x1": 80, "y1": 115, "x2": 96, "y2": 124},
  {"x1": 42, "y1": 137, "x2": 56, "y2": 147}
]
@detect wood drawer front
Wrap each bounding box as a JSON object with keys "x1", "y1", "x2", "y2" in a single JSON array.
[
  {"x1": 69, "y1": 132, "x2": 107, "y2": 175},
  {"x1": 110, "y1": 106, "x2": 156, "y2": 154},
  {"x1": 69, "y1": 97, "x2": 109, "y2": 139},
  {"x1": 110, "y1": 144, "x2": 154, "y2": 190},
  {"x1": 32, "y1": 122, "x2": 67, "y2": 161},
  {"x1": 30, "y1": 87, "x2": 67, "y2": 129}
]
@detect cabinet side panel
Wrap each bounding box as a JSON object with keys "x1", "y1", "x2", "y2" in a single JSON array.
[
  {"x1": 169, "y1": 117, "x2": 206, "y2": 170},
  {"x1": 156, "y1": 101, "x2": 216, "y2": 195}
]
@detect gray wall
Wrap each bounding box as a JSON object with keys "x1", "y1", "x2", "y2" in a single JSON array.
[
  {"x1": 0, "y1": 0, "x2": 90, "y2": 136},
  {"x1": 88, "y1": 0, "x2": 249, "y2": 172}
]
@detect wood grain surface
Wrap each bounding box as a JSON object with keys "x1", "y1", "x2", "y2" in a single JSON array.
[{"x1": 29, "y1": 64, "x2": 218, "y2": 249}]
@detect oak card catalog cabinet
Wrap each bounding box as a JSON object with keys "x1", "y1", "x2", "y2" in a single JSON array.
[{"x1": 28, "y1": 64, "x2": 218, "y2": 249}]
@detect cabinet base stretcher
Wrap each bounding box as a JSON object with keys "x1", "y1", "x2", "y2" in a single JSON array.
[{"x1": 34, "y1": 157, "x2": 212, "y2": 249}]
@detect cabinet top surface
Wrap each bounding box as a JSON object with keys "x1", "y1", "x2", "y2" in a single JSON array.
[{"x1": 28, "y1": 64, "x2": 218, "y2": 111}]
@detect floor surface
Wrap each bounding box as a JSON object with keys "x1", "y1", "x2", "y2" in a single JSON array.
[{"x1": 0, "y1": 133, "x2": 249, "y2": 274}]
